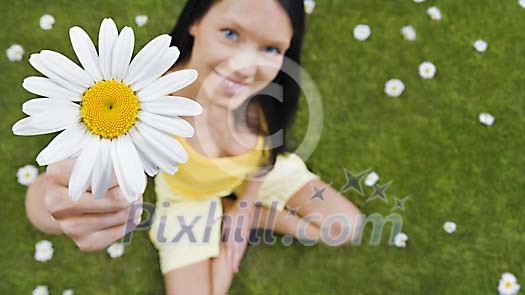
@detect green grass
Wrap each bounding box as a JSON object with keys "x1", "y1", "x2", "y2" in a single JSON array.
[{"x1": 1, "y1": 0, "x2": 523, "y2": 294}]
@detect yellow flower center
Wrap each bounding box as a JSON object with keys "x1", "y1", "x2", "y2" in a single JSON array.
[
  {"x1": 505, "y1": 282, "x2": 511, "y2": 288},
  {"x1": 25, "y1": 173, "x2": 30, "y2": 178},
  {"x1": 80, "y1": 80, "x2": 139, "y2": 139}
]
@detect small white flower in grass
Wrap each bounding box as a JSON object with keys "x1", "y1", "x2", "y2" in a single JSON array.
[
  {"x1": 12, "y1": 18, "x2": 202, "y2": 202},
  {"x1": 414, "y1": 0, "x2": 426, "y2": 3},
  {"x1": 32, "y1": 285, "x2": 49, "y2": 295},
  {"x1": 353, "y1": 24, "x2": 371, "y2": 41},
  {"x1": 401, "y1": 25, "x2": 416, "y2": 41},
  {"x1": 304, "y1": 0, "x2": 316, "y2": 14},
  {"x1": 364, "y1": 171, "x2": 379, "y2": 187},
  {"x1": 107, "y1": 242, "x2": 124, "y2": 258},
  {"x1": 443, "y1": 221, "x2": 457, "y2": 233},
  {"x1": 427, "y1": 6, "x2": 442, "y2": 20},
  {"x1": 393, "y1": 232, "x2": 408, "y2": 247},
  {"x1": 479, "y1": 113, "x2": 495, "y2": 126},
  {"x1": 6, "y1": 44, "x2": 24, "y2": 61},
  {"x1": 62, "y1": 289, "x2": 74, "y2": 295},
  {"x1": 34, "y1": 240, "x2": 54, "y2": 262},
  {"x1": 498, "y1": 273, "x2": 520, "y2": 295},
  {"x1": 17, "y1": 164, "x2": 39, "y2": 186},
  {"x1": 419, "y1": 61, "x2": 436, "y2": 79},
  {"x1": 520, "y1": 0, "x2": 525, "y2": 8},
  {"x1": 39, "y1": 14, "x2": 55, "y2": 30},
  {"x1": 135, "y1": 15, "x2": 148, "y2": 27},
  {"x1": 474, "y1": 39, "x2": 488, "y2": 52},
  {"x1": 385, "y1": 79, "x2": 405, "y2": 97}
]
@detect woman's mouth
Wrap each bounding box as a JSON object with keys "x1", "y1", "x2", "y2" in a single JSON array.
[{"x1": 213, "y1": 70, "x2": 251, "y2": 95}]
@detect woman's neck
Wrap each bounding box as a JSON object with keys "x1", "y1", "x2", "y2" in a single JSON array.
[{"x1": 167, "y1": 63, "x2": 240, "y2": 136}]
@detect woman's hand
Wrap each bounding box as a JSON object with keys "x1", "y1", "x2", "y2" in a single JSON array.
[
  {"x1": 43, "y1": 159, "x2": 142, "y2": 251},
  {"x1": 221, "y1": 200, "x2": 254, "y2": 273}
]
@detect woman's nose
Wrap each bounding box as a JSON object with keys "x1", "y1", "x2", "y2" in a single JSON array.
[{"x1": 227, "y1": 51, "x2": 257, "y2": 80}]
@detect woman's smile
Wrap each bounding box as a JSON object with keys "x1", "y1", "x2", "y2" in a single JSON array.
[{"x1": 213, "y1": 69, "x2": 252, "y2": 96}]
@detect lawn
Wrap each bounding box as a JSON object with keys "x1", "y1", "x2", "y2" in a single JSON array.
[{"x1": 0, "y1": 0, "x2": 523, "y2": 294}]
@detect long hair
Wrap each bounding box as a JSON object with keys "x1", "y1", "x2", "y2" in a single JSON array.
[{"x1": 169, "y1": 0, "x2": 305, "y2": 167}]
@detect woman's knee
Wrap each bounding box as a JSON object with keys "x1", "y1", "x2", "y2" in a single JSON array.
[{"x1": 164, "y1": 260, "x2": 212, "y2": 295}]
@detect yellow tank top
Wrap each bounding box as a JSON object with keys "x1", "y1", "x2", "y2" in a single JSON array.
[{"x1": 160, "y1": 114, "x2": 270, "y2": 200}]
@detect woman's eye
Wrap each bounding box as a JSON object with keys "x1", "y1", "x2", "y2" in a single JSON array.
[
  {"x1": 264, "y1": 46, "x2": 281, "y2": 55},
  {"x1": 222, "y1": 29, "x2": 239, "y2": 41}
]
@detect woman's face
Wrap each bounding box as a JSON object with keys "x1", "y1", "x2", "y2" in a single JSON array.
[{"x1": 185, "y1": 0, "x2": 293, "y2": 109}]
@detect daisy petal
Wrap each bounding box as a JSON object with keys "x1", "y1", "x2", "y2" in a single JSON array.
[
  {"x1": 141, "y1": 96, "x2": 202, "y2": 116},
  {"x1": 129, "y1": 128, "x2": 179, "y2": 175},
  {"x1": 98, "y1": 18, "x2": 119, "y2": 80},
  {"x1": 136, "y1": 123, "x2": 188, "y2": 163},
  {"x1": 23, "y1": 77, "x2": 82, "y2": 101},
  {"x1": 91, "y1": 138, "x2": 113, "y2": 198},
  {"x1": 69, "y1": 26, "x2": 103, "y2": 82},
  {"x1": 12, "y1": 109, "x2": 79, "y2": 136},
  {"x1": 135, "y1": 145, "x2": 159, "y2": 177},
  {"x1": 22, "y1": 97, "x2": 78, "y2": 116},
  {"x1": 110, "y1": 135, "x2": 145, "y2": 202},
  {"x1": 131, "y1": 47, "x2": 182, "y2": 92},
  {"x1": 69, "y1": 136, "x2": 99, "y2": 201},
  {"x1": 28, "y1": 54, "x2": 85, "y2": 94},
  {"x1": 36, "y1": 124, "x2": 90, "y2": 166},
  {"x1": 138, "y1": 111, "x2": 194, "y2": 137},
  {"x1": 39, "y1": 50, "x2": 94, "y2": 88},
  {"x1": 137, "y1": 69, "x2": 198, "y2": 100},
  {"x1": 111, "y1": 26, "x2": 134, "y2": 81},
  {"x1": 123, "y1": 34, "x2": 172, "y2": 85}
]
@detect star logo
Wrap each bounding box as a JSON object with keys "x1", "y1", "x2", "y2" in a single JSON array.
[
  {"x1": 391, "y1": 196, "x2": 410, "y2": 211},
  {"x1": 340, "y1": 168, "x2": 371, "y2": 196},
  {"x1": 284, "y1": 205, "x2": 300, "y2": 219},
  {"x1": 366, "y1": 180, "x2": 393, "y2": 203},
  {"x1": 308, "y1": 183, "x2": 329, "y2": 203}
]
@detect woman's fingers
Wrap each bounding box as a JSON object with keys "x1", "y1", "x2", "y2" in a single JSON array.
[
  {"x1": 46, "y1": 159, "x2": 119, "y2": 191},
  {"x1": 56, "y1": 208, "x2": 131, "y2": 239},
  {"x1": 44, "y1": 181, "x2": 130, "y2": 219},
  {"x1": 73, "y1": 222, "x2": 136, "y2": 252}
]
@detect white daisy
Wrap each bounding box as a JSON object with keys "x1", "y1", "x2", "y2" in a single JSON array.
[
  {"x1": 353, "y1": 24, "x2": 371, "y2": 41},
  {"x1": 364, "y1": 171, "x2": 379, "y2": 187},
  {"x1": 34, "y1": 240, "x2": 54, "y2": 262},
  {"x1": 32, "y1": 285, "x2": 49, "y2": 295},
  {"x1": 498, "y1": 272, "x2": 520, "y2": 295},
  {"x1": 393, "y1": 232, "x2": 408, "y2": 247},
  {"x1": 39, "y1": 14, "x2": 55, "y2": 30},
  {"x1": 17, "y1": 164, "x2": 39, "y2": 186},
  {"x1": 479, "y1": 113, "x2": 495, "y2": 126},
  {"x1": 520, "y1": 0, "x2": 525, "y2": 8},
  {"x1": 107, "y1": 242, "x2": 124, "y2": 258},
  {"x1": 443, "y1": 221, "x2": 457, "y2": 233},
  {"x1": 6, "y1": 44, "x2": 25, "y2": 62},
  {"x1": 12, "y1": 18, "x2": 202, "y2": 202},
  {"x1": 135, "y1": 15, "x2": 148, "y2": 27},
  {"x1": 414, "y1": 0, "x2": 426, "y2": 2},
  {"x1": 427, "y1": 6, "x2": 442, "y2": 20},
  {"x1": 385, "y1": 79, "x2": 405, "y2": 97},
  {"x1": 62, "y1": 289, "x2": 74, "y2": 295},
  {"x1": 474, "y1": 39, "x2": 488, "y2": 52},
  {"x1": 419, "y1": 61, "x2": 436, "y2": 79},
  {"x1": 401, "y1": 25, "x2": 416, "y2": 41},
  {"x1": 304, "y1": 0, "x2": 316, "y2": 14}
]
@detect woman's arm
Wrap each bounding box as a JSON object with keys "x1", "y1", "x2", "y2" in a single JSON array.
[{"x1": 222, "y1": 169, "x2": 266, "y2": 272}]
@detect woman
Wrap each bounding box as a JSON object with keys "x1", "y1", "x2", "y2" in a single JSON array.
[{"x1": 25, "y1": 0, "x2": 362, "y2": 294}]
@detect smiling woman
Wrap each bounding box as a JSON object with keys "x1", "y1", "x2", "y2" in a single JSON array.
[{"x1": 23, "y1": 0, "x2": 363, "y2": 294}]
